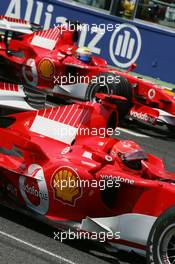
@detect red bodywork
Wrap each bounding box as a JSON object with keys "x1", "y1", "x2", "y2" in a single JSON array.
[
  {"x1": 0, "y1": 96, "x2": 175, "y2": 248},
  {"x1": 0, "y1": 18, "x2": 174, "y2": 121}
]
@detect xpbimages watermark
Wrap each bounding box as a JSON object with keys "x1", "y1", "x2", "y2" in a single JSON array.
[
  {"x1": 54, "y1": 21, "x2": 120, "y2": 34},
  {"x1": 53, "y1": 177, "x2": 121, "y2": 191},
  {"x1": 50, "y1": 127, "x2": 120, "y2": 140},
  {"x1": 54, "y1": 230, "x2": 120, "y2": 243},
  {"x1": 53, "y1": 73, "x2": 120, "y2": 86}
]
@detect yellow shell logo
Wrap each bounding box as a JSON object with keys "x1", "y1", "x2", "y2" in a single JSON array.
[
  {"x1": 51, "y1": 167, "x2": 82, "y2": 206},
  {"x1": 38, "y1": 59, "x2": 55, "y2": 79}
]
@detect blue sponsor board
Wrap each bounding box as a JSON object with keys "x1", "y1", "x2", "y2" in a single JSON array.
[{"x1": 0, "y1": 0, "x2": 175, "y2": 83}]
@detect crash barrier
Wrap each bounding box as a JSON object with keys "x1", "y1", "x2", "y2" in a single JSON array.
[{"x1": 1, "y1": 0, "x2": 175, "y2": 84}]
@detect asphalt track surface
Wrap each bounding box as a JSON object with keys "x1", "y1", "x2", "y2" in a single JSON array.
[{"x1": 0, "y1": 122, "x2": 174, "y2": 264}]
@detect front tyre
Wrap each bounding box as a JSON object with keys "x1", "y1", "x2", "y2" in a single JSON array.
[
  {"x1": 86, "y1": 73, "x2": 113, "y2": 103},
  {"x1": 86, "y1": 73, "x2": 132, "y2": 119},
  {"x1": 147, "y1": 207, "x2": 175, "y2": 264}
]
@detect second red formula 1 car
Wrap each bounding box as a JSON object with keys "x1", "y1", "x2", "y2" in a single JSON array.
[
  {"x1": 0, "y1": 94, "x2": 175, "y2": 263},
  {"x1": 0, "y1": 16, "x2": 174, "y2": 132}
]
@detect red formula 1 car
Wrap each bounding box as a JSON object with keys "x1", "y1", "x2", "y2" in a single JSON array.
[
  {"x1": 0, "y1": 93, "x2": 175, "y2": 264},
  {"x1": 0, "y1": 16, "x2": 174, "y2": 132}
]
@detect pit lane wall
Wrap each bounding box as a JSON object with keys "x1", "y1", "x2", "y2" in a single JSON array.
[{"x1": 1, "y1": 0, "x2": 175, "y2": 84}]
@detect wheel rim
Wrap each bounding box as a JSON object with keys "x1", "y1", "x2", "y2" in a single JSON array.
[
  {"x1": 157, "y1": 224, "x2": 175, "y2": 264},
  {"x1": 89, "y1": 83, "x2": 110, "y2": 102}
]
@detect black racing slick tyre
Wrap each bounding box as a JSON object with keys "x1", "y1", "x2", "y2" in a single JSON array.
[
  {"x1": 147, "y1": 207, "x2": 175, "y2": 264},
  {"x1": 86, "y1": 73, "x2": 133, "y2": 118},
  {"x1": 167, "y1": 125, "x2": 175, "y2": 134}
]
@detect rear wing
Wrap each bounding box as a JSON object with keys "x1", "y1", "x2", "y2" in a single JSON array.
[{"x1": 0, "y1": 16, "x2": 41, "y2": 35}]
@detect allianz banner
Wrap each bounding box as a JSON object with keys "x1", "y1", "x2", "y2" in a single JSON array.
[{"x1": 0, "y1": 0, "x2": 175, "y2": 83}]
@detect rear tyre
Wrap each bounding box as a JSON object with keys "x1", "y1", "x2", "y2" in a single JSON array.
[
  {"x1": 86, "y1": 73, "x2": 133, "y2": 119},
  {"x1": 147, "y1": 207, "x2": 175, "y2": 264},
  {"x1": 24, "y1": 87, "x2": 47, "y2": 109},
  {"x1": 167, "y1": 125, "x2": 175, "y2": 134}
]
